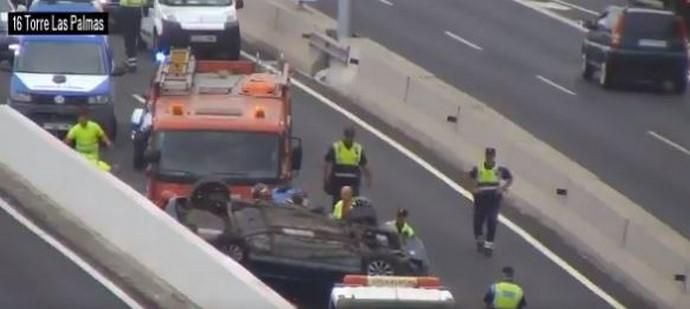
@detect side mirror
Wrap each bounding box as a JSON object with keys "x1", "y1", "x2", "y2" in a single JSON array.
[
  {"x1": 290, "y1": 137, "x2": 302, "y2": 171},
  {"x1": 144, "y1": 149, "x2": 161, "y2": 163},
  {"x1": 582, "y1": 20, "x2": 597, "y2": 30},
  {"x1": 236, "y1": 0, "x2": 244, "y2": 9}
]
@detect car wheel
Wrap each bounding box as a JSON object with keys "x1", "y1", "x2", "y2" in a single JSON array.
[
  {"x1": 218, "y1": 240, "x2": 247, "y2": 263},
  {"x1": 599, "y1": 61, "x2": 614, "y2": 89},
  {"x1": 581, "y1": 54, "x2": 594, "y2": 80},
  {"x1": 365, "y1": 259, "x2": 396, "y2": 276}
]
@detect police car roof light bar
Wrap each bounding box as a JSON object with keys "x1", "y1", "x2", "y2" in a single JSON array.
[{"x1": 342, "y1": 275, "x2": 442, "y2": 288}]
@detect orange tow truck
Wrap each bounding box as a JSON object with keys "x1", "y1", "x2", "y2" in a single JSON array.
[{"x1": 129, "y1": 48, "x2": 302, "y2": 208}]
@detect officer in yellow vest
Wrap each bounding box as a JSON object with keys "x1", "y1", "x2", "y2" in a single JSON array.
[
  {"x1": 323, "y1": 127, "x2": 372, "y2": 207},
  {"x1": 387, "y1": 208, "x2": 416, "y2": 240},
  {"x1": 484, "y1": 266, "x2": 526, "y2": 309},
  {"x1": 64, "y1": 109, "x2": 112, "y2": 161},
  {"x1": 469, "y1": 148, "x2": 513, "y2": 257},
  {"x1": 331, "y1": 186, "x2": 354, "y2": 220},
  {"x1": 115, "y1": 0, "x2": 147, "y2": 73}
]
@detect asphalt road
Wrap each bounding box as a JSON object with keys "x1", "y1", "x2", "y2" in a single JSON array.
[
  {"x1": 0, "y1": 197, "x2": 129, "y2": 309},
  {"x1": 41, "y1": 35, "x2": 645, "y2": 308},
  {"x1": 312, "y1": 0, "x2": 690, "y2": 241}
]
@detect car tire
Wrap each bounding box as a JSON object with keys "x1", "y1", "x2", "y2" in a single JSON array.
[
  {"x1": 215, "y1": 238, "x2": 248, "y2": 263},
  {"x1": 227, "y1": 27, "x2": 241, "y2": 60},
  {"x1": 599, "y1": 61, "x2": 615, "y2": 89},
  {"x1": 581, "y1": 54, "x2": 594, "y2": 80},
  {"x1": 363, "y1": 255, "x2": 400, "y2": 276}
]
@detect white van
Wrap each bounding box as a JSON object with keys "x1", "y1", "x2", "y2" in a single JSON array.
[
  {"x1": 329, "y1": 275, "x2": 456, "y2": 309},
  {"x1": 140, "y1": 0, "x2": 243, "y2": 59}
]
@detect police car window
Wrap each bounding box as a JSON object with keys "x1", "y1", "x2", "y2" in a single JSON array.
[
  {"x1": 160, "y1": 0, "x2": 232, "y2": 6},
  {"x1": 14, "y1": 41, "x2": 106, "y2": 75}
]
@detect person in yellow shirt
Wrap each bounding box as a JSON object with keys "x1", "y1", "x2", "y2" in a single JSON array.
[
  {"x1": 63, "y1": 109, "x2": 112, "y2": 161},
  {"x1": 84, "y1": 155, "x2": 112, "y2": 172},
  {"x1": 331, "y1": 186, "x2": 354, "y2": 220}
]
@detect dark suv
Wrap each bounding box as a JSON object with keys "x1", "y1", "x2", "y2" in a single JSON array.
[{"x1": 581, "y1": 5, "x2": 689, "y2": 93}]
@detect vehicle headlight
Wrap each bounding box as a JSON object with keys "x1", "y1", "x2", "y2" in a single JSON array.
[
  {"x1": 10, "y1": 92, "x2": 31, "y2": 102},
  {"x1": 248, "y1": 234, "x2": 270, "y2": 251},
  {"x1": 161, "y1": 10, "x2": 177, "y2": 22},
  {"x1": 88, "y1": 95, "x2": 110, "y2": 104}
]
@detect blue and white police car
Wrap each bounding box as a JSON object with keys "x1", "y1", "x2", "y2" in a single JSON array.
[{"x1": 7, "y1": 1, "x2": 123, "y2": 139}]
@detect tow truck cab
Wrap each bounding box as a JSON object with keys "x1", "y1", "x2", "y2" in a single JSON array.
[
  {"x1": 329, "y1": 275, "x2": 456, "y2": 309},
  {"x1": 7, "y1": 1, "x2": 121, "y2": 139},
  {"x1": 131, "y1": 48, "x2": 301, "y2": 208}
]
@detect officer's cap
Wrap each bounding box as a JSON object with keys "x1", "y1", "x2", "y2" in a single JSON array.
[{"x1": 344, "y1": 126, "x2": 356, "y2": 138}]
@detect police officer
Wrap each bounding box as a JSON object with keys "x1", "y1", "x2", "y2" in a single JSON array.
[
  {"x1": 469, "y1": 147, "x2": 513, "y2": 256},
  {"x1": 331, "y1": 186, "x2": 354, "y2": 220},
  {"x1": 323, "y1": 126, "x2": 372, "y2": 207},
  {"x1": 63, "y1": 109, "x2": 112, "y2": 161},
  {"x1": 388, "y1": 208, "x2": 416, "y2": 239},
  {"x1": 115, "y1": 0, "x2": 147, "y2": 73},
  {"x1": 483, "y1": 266, "x2": 526, "y2": 309}
]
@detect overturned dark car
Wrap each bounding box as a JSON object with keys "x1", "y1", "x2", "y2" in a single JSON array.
[{"x1": 165, "y1": 179, "x2": 431, "y2": 287}]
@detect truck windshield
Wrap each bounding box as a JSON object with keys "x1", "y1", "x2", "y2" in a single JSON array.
[
  {"x1": 157, "y1": 130, "x2": 281, "y2": 180},
  {"x1": 14, "y1": 41, "x2": 106, "y2": 75},
  {"x1": 159, "y1": 0, "x2": 232, "y2": 7}
]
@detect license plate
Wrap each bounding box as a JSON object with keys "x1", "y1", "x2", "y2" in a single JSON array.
[
  {"x1": 190, "y1": 35, "x2": 216, "y2": 43},
  {"x1": 638, "y1": 39, "x2": 667, "y2": 48},
  {"x1": 43, "y1": 122, "x2": 71, "y2": 131}
]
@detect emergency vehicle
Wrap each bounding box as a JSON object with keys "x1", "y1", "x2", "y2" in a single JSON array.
[
  {"x1": 7, "y1": 1, "x2": 123, "y2": 139},
  {"x1": 139, "y1": 0, "x2": 243, "y2": 60},
  {"x1": 130, "y1": 47, "x2": 301, "y2": 208},
  {"x1": 329, "y1": 275, "x2": 456, "y2": 309}
]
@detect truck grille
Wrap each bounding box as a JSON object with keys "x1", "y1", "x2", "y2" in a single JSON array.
[{"x1": 33, "y1": 94, "x2": 89, "y2": 105}]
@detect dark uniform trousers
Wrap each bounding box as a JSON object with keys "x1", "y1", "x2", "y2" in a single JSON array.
[
  {"x1": 473, "y1": 191, "x2": 502, "y2": 242},
  {"x1": 119, "y1": 6, "x2": 143, "y2": 68}
]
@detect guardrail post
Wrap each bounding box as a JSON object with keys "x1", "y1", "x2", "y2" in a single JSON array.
[
  {"x1": 337, "y1": 0, "x2": 353, "y2": 40},
  {"x1": 621, "y1": 218, "x2": 629, "y2": 248}
]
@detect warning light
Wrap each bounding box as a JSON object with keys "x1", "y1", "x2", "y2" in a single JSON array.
[
  {"x1": 254, "y1": 106, "x2": 266, "y2": 119},
  {"x1": 155, "y1": 52, "x2": 166, "y2": 63},
  {"x1": 342, "y1": 275, "x2": 441, "y2": 288},
  {"x1": 171, "y1": 103, "x2": 184, "y2": 115}
]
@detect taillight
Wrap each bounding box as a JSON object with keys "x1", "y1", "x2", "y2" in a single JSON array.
[{"x1": 612, "y1": 16, "x2": 624, "y2": 47}]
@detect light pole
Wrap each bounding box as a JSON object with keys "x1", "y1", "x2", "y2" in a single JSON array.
[{"x1": 337, "y1": 0, "x2": 353, "y2": 40}]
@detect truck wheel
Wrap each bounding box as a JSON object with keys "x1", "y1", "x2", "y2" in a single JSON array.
[
  {"x1": 581, "y1": 54, "x2": 594, "y2": 80},
  {"x1": 227, "y1": 27, "x2": 241, "y2": 60}
]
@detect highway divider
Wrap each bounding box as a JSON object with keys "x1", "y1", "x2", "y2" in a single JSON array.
[
  {"x1": 0, "y1": 105, "x2": 293, "y2": 309},
  {"x1": 239, "y1": 0, "x2": 690, "y2": 308}
]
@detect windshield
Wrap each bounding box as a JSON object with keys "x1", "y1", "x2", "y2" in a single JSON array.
[
  {"x1": 623, "y1": 13, "x2": 680, "y2": 40},
  {"x1": 14, "y1": 41, "x2": 106, "y2": 75},
  {"x1": 157, "y1": 130, "x2": 281, "y2": 180},
  {"x1": 160, "y1": 0, "x2": 232, "y2": 7}
]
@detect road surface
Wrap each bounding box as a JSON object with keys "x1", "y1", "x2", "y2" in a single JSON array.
[
  {"x1": 0, "y1": 195, "x2": 131, "y2": 309},
  {"x1": 312, "y1": 0, "x2": 690, "y2": 241},
  {"x1": 20, "y1": 34, "x2": 646, "y2": 307}
]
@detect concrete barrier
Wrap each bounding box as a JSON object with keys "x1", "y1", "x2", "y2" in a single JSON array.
[
  {"x1": 238, "y1": 0, "x2": 690, "y2": 307},
  {"x1": 0, "y1": 106, "x2": 293, "y2": 309}
]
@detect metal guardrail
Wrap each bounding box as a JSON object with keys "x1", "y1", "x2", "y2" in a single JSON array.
[{"x1": 308, "y1": 32, "x2": 351, "y2": 64}]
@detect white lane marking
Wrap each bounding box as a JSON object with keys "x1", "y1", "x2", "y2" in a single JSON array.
[
  {"x1": 0, "y1": 198, "x2": 144, "y2": 308},
  {"x1": 552, "y1": 0, "x2": 598, "y2": 15},
  {"x1": 537, "y1": 75, "x2": 577, "y2": 95},
  {"x1": 648, "y1": 131, "x2": 690, "y2": 156},
  {"x1": 512, "y1": 0, "x2": 587, "y2": 32},
  {"x1": 444, "y1": 30, "x2": 483, "y2": 51},
  {"x1": 132, "y1": 94, "x2": 146, "y2": 104},
  {"x1": 239, "y1": 50, "x2": 625, "y2": 309},
  {"x1": 528, "y1": 0, "x2": 572, "y2": 11},
  {"x1": 378, "y1": 0, "x2": 393, "y2": 6}
]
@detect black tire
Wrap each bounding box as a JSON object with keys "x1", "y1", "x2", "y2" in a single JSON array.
[
  {"x1": 214, "y1": 237, "x2": 248, "y2": 263},
  {"x1": 227, "y1": 27, "x2": 241, "y2": 60},
  {"x1": 581, "y1": 54, "x2": 594, "y2": 80},
  {"x1": 363, "y1": 255, "x2": 404, "y2": 276}
]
